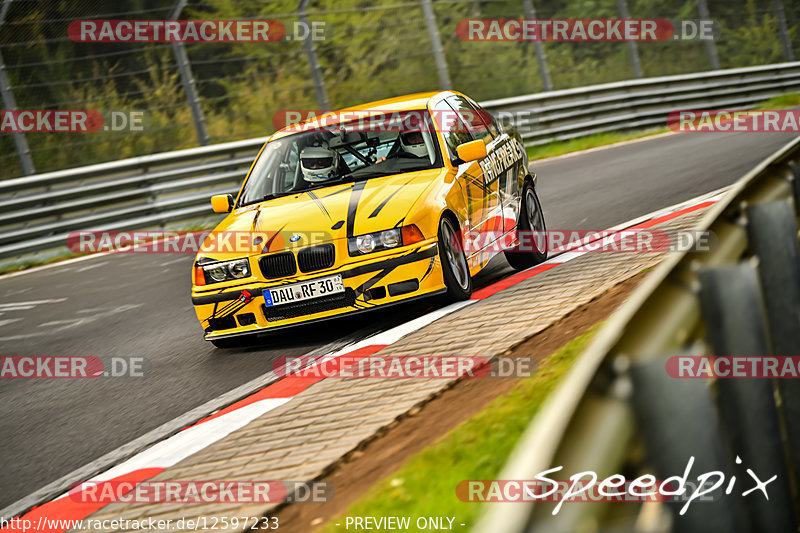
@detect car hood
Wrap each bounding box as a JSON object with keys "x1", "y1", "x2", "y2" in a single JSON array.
[{"x1": 202, "y1": 169, "x2": 441, "y2": 257}]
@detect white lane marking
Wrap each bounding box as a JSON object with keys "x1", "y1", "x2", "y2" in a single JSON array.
[
  {"x1": 0, "y1": 333, "x2": 38, "y2": 341},
  {"x1": 75, "y1": 261, "x2": 108, "y2": 272},
  {"x1": 39, "y1": 318, "x2": 90, "y2": 330},
  {"x1": 548, "y1": 251, "x2": 585, "y2": 263},
  {"x1": 3, "y1": 287, "x2": 32, "y2": 297},
  {"x1": 75, "y1": 304, "x2": 142, "y2": 315},
  {"x1": 0, "y1": 318, "x2": 23, "y2": 327},
  {"x1": 538, "y1": 187, "x2": 729, "y2": 266},
  {"x1": 53, "y1": 398, "x2": 290, "y2": 501},
  {"x1": 0, "y1": 306, "x2": 36, "y2": 311},
  {"x1": 605, "y1": 186, "x2": 728, "y2": 233},
  {"x1": 0, "y1": 298, "x2": 67, "y2": 308},
  {"x1": 376, "y1": 300, "x2": 476, "y2": 345},
  {"x1": 39, "y1": 305, "x2": 143, "y2": 333},
  {"x1": 160, "y1": 257, "x2": 190, "y2": 266},
  {"x1": 312, "y1": 301, "x2": 476, "y2": 368}
]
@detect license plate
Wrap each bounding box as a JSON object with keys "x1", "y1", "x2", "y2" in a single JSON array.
[{"x1": 263, "y1": 275, "x2": 345, "y2": 307}]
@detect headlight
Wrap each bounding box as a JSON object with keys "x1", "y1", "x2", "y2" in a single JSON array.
[
  {"x1": 356, "y1": 233, "x2": 377, "y2": 254},
  {"x1": 228, "y1": 260, "x2": 249, "y2": 278},
  {"x1": 348, "y1": 226, "x2": 423, "y2": 256},
  {"x1": 381, "y1": 229, "x2": 401, "y2": 248},
  {"x1": 349, "y1": 229, "x2": 400, "y2": 256},
  {"x1": 207, "y1": 264, "x2": 229, "y2": 282},
  {"x1": 196, "y1": 258, "x2": 251, "y2": 285}
]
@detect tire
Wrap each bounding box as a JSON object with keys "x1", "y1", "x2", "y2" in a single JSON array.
[
  {"x1": 438, "y1": 215, "x2": 472, "y2": 300},
  {"x1": 505, "y1": 180, "x2": 547, "y2": 270}
]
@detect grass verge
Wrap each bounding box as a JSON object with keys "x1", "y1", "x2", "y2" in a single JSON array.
[
  {"x1": 0, "y1": 251, "x2": 83, "y2": 276},
  {"x1": 526, "y1": 128, "x2": 669, "y2": 161},
  {"x1": 526, "y1": 91, "x2": 800, "y2": 161},
  {"x1": 320, "y1": 325, "x2": 600, "y2": 532},
  {"x1": 753, "y1": 92, "x2": 800, "y2": 110}
]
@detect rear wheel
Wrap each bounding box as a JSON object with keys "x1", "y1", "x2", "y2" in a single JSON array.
[
  {"x1": 438, "y1": 215, "x2": 472, "y2": 300},
  {"x1": 505, "y1": 181, "x2": 547, "y2": 270}
]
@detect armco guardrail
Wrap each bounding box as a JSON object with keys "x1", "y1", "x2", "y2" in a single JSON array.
[
  {"x1": 0, "y1": 137, "x2": 266, "y2": 262},
  {"x1": 473, "y1": 136, "x2": 800, "y2": 533},
  {"x1": 2, "y1": 62, "x2": 800, "y2": 264},
  {"x1": 483, "y1": 62, "x2": 800, "y2": 145}
]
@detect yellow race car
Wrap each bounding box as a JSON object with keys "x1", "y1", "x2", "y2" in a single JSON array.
[{"x1": 191, "y1": 91, "x2": 546, "y2": 348}]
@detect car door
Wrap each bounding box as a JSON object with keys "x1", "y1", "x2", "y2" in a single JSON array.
[
  {"x1": 431, "y1": 98, "x2": 486, "y2": 262},
  {"x1": 466, "y1": 98, "x2": 522, "y2": 236},
  {"x1": 444, "y1": 95, "x2": 507, "y2": 256}
]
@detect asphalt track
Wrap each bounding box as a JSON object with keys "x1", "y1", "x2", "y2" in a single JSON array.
[{"x1": 0, "y1": 129, "x2": 796, "y2": 510}]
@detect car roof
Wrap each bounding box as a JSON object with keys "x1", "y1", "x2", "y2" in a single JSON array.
[{"x1": 270, "y1": 91, "x2": 454, "y2": 140}]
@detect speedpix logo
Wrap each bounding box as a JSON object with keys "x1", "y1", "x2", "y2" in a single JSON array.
[{"x1": 478, "y1": 138, "x2": 524, "y2": 184}]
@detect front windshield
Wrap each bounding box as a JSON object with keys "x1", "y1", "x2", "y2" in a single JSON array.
[{"x1": 237, "y1": 110, "x2": 443, "y2": 206}]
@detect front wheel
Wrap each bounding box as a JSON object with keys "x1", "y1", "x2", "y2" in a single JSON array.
[
  {"x1": 438, "y1": 216, "x2": 472, "y2": 300},
  {"x1": 505, "y1": 181, "x2": 547, "y2": 270}
]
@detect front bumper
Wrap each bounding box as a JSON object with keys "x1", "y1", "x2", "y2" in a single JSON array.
[{"x1": 192, "y1": 241, "x2": 443, "y2": 340}]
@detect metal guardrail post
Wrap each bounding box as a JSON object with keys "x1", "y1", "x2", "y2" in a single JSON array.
[
  {"x1": 616, "y1": 0, "x2": 643, "y2": 79},
  {"x1": 421, "y1": 0, "x2": 452, "y2": 90},
  {"x1": 522, "y1": 0, "x2": 553, "y2": 91},
  {"x1": 297, "y1": 0, "x2": 329, "y2": 110},
  {"x1": 172, "y1": 43, "x2": 210, "y2": 146},
  {"x1": 171, "y1": 0, "x2": 210, "y2": 146},
  {"x1": 696, "y1": 0, "x2": 720, "y2": 70},
  {"x1": 773, "y1": 0, "x2": 795, "y2": 61},
  {"x1": 0, "y1": 51, "x2": 34, "y2": 175},
  {"x1": 631, "y1": 361, "x2": 746, "y2": 533},
  {"x1": 698, "y1": 264, "x2": 797, "y2": 532},
  {"x1": 746, "y1": 200, "x2": 800, "y2": 522},
  {"x1": 745, "y1": 201, "x2": 800, "y2": 355},
  {"x1": 0, "y1": 0, "x2": 35, "y2": 176}
]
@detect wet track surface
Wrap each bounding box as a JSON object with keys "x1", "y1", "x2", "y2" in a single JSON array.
[{"x1": 0, "y1": 130, "x2": 795, "y2": 509}]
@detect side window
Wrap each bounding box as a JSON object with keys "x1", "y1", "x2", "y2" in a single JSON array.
[
  {"x1": 282, "y1": 144, "x2": 300, "y2": 191},
  {"x1": 432, "y1": 99, "x2": 473, "y2": 161},
  {"x1": 472, "y1": 101, "x2": 501, "y2": 138},
  {"x1": 446, "y1": 95, "x2": 495, "y2": 144}
]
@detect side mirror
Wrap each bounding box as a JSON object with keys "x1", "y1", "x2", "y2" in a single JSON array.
[
  {"x1": 456, "y1": 139, "x2": 487, "y2": 163},
  {"x1": 211, "y1": 194, "x2": 233, "y2": 214}
]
